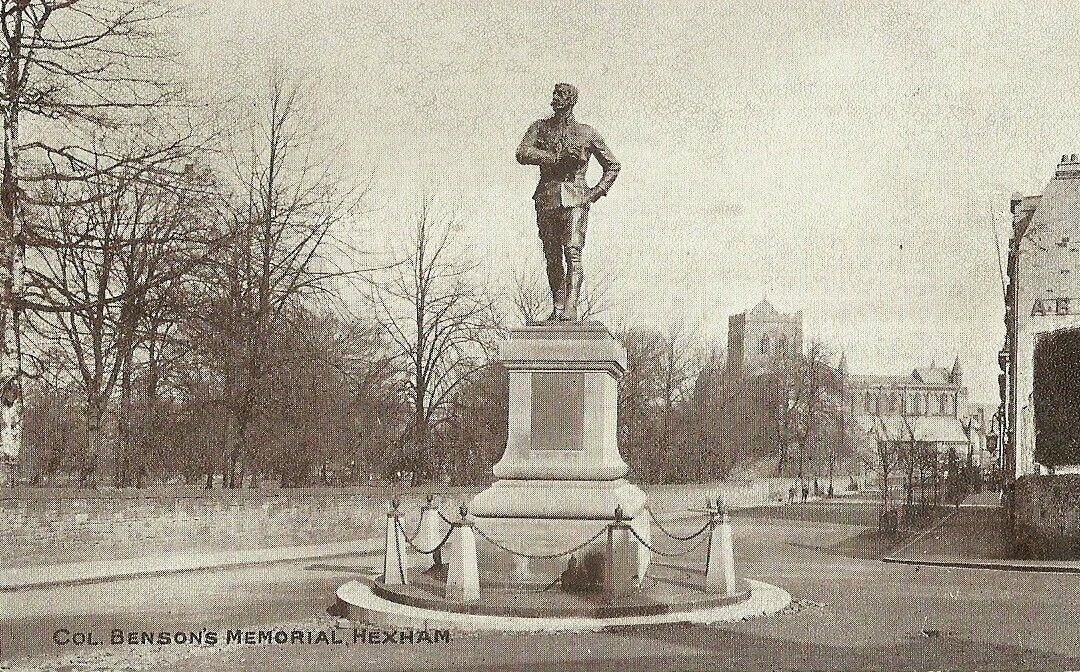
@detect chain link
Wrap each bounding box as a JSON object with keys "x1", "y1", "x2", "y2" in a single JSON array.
[
  {"x1": 628, "y1": 522, "x2": 711, "y2": 558},
  {"x1": 397, "y1": 516, "x2": 454, "y2": 555},
  {"x1": 472, "y1": 524, "x2": 608, "y2": 560},
  {"x1": 392, "y1": 516, "x2": 407, "y2": 583},
  {"x1": 645, "y1": 506, "x2": 713, "y2": 542},
  {"x1": 400, "y1": 516, "x2": 423, "y2": 542}
]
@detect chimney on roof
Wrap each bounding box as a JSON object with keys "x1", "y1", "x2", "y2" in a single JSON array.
[
  {"x1": 1010, "y1": 191, "x2": 1024, "y2": 214},
  {"x1": 1055, "y1": 153, "x2": 1080, "y2": 179}
]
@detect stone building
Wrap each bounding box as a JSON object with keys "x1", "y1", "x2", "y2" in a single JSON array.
[
  {"x1": 848, "y1": 358, "x2": 970, "y2": 422},
  {"x1": 846, "y1": 359, "x2": 983, "y2": 484},
  {"x1": 725, "y1": 299, "x2": 803, "y2": 378},
  {"x1": 1002, "y1": 153, "x2": 1080, "y2": 478}
]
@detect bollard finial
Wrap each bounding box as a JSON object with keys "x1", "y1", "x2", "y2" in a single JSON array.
[
  {"x1": 716, "y1": 495, "x2": 725, "y2": 513},
  {"x1": 614, "y1": 504, "x2": 624, "y2": 522},
  {"x1": 391, "y1": 496, "x2": 401, "y2": 511},
  {"x1": 459, "y1": 503, "x2": 468, "y2": 520},
  {"x1": 426, "y1": 493, "x2": 435, "y2": 505}
]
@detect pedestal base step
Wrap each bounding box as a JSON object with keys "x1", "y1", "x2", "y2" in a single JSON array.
[{"x1": 365, "y1": 564, "x2": 752, "y2": 619}]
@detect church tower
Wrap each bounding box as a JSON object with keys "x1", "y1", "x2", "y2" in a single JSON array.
[{"x1": 725, "y1": 299, "x2": 804, "y2": 377}]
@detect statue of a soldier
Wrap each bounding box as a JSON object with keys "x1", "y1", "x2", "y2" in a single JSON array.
[{"x1": 516, "y1": 83, "x2": 620, "y2": 322}]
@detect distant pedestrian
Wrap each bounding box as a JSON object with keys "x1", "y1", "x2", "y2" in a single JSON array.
[
  {"x1": 788, "y1": 486, "x2": 796, "y2": 503},
  {"x1": 801, "y1": 484, "x2": 809, "y2": 502},
  {"x1": 814, "y1": 479, "x2": 821, "y2": 496}
]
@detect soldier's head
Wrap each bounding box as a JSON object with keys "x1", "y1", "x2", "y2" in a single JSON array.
[{"x1": 551, "y1": 83, "x2": 578, "y2": 113}]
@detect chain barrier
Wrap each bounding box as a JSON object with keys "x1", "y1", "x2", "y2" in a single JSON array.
[
  {"x1": 392, "y1": 515, "x2": 406, "y2": 583},
  {"x1": 645, "y1": 506, "x2": 713, "y2": 542},
  {"x1": 396, "y1": 516, "x2": 454, "y2": 555},
  {"x1": 437, "y1": 509, "x2": 456, "y2": 526},
  {"x1": 628, "y1": 521, "x2": 712, "y2": 558},
  {"x1": 400, "y1": 516, "x2": 423, "y2": 542},
  {"x1": 472, "y1": 524, "x2": 608, "y2": 560}
]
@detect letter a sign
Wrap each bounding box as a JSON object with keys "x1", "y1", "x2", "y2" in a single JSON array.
[{"x1": 1031, "y1": 297, "x2": 1074, "y2": 316}]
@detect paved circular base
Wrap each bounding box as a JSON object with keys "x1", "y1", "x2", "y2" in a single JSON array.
[
  {"x1": 369, "y1": 564, "x2": 751, "y2": 618},
  {"x1": 336, "y1": 578, "x2": 790, "y2": 632}
]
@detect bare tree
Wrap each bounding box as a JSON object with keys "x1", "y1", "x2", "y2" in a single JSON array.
[
  {"x1": 798, "y1": 340, "x2": 836, "y2": 482},
  {"x1": 370, "y1": 199, "x2": 500, "y2": 483},
  {"x1": 655, "y1": 321, "x2": 700, "y2": 482},
  {"x1": 858, "y1": 420, "x2": 900, "y2": 527},
  {"x1": 28, "y1": 157, "x2": 212, "y2": 485},
  {"x1": 508, "y1": 262, "x2": 613, "y2": 324},
  {"x1": 687, "y1": 343, "x2": 728, "y2": 479},
  {"x1": 1, "y1": 0, "x2": 188, "y2": 469},
  {"x1": 189, "y1": 74, "x2": 369, "y2": 487},
  {"x1": 765, "y1": 354, "x2": 802, "y2": 477},
  {"x1": 615, "y1": 325, "x2": 663, "y2": 481}
]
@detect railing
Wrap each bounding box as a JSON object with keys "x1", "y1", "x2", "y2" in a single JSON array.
[{"x1": 379, "y1": 494, "x2": 739, "y2": 603}]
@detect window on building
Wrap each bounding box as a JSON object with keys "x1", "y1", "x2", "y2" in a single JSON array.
[
  {"x1": 778, "y1": 335, "x2": 787, "y2": 355},
  {"x1": 939, "y1": 393, "x2": 948, "y2": 415},
  {"x1": 865, "y1": 391, "x2": 873, "y2": 414},
  {"x1": 925, "y1": 392, "x2": 932, "y2": 415},
  {"x1": 900, "y1": 394, "x2": 907, "y2": 415},
  {"x1": 760, "y1": 334, "x2": 770, "y2": 355},
  {"x1": 913, "y1": 394, "x2": 921, "y2": 415}
]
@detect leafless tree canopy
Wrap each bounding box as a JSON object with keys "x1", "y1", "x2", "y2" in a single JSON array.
[
  {"x1": 2, "y1": 5, "x2": 986, "y2": 498},
  {"x1": 369, "y1": 200, "x2": 501, "y2": 483}
]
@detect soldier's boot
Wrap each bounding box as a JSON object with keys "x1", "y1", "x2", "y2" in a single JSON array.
[
  {"x1": 560, "y1": 246, "x2": 583, "y2": 321},
  {"x1": 547, "y1": 288, "x2": 565, "y2": 322}
]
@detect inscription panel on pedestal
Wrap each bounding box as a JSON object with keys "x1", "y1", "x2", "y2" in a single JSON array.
[{"x1": 530, "y1": 371, "x2": 585, "y2": 450}]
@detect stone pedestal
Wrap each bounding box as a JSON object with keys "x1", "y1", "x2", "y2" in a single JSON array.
[
  {"x1": 445, "y1": 522, "x2": 480, "y2": 602},
  {"x1": 416, "y1": 501, "x2": 445, "y2": 569},
  {"x1": 604, "y1": 521, "x2": 636, "y2": 599},
  {"x1": 705, "y1": 512, "x2": 736, "y2": 596},
  {"x1": 469, "y1": 322, "x2": 650, "y2": 587}
]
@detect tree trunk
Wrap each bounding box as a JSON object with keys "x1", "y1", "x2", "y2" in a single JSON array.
[
  {"x1": 0, "y1": 19, "x2": 25, "y2": 469},
  {"x1": 828, "y1": 452, "x2": 836, "y2": 497},
  {"x1": 117, "y1": 348, "x2": 135, "y2": 489},
  {"x1": 85, "y1": 396, "x2": 105, "y2": 488},
  {"x1": 228, "y1": 410, "x2": 246, "y2": 489}
]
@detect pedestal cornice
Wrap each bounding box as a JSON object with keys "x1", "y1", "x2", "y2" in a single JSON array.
[{"x1": 500, "y1": 322, "x2": 627, "y2": 375}]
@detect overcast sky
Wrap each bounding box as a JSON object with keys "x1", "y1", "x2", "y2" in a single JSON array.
[{"x1": 175, "y1": 0, "x2": 1080, "y2": 403}]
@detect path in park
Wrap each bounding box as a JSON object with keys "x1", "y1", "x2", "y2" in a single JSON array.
[{"x1": 4, "y1": 504, "x2": 1078, "y2": 671}]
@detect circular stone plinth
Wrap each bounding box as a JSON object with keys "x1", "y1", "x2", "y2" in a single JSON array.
[
  {"x1": 369, "y1": 564, "x2": 749, "y2": 619},
  {"x1": 336, "y1": 573, "x2": 790, "y2": 633}
]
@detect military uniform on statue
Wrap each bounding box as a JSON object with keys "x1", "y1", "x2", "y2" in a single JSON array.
[
  {"x1": 515, "y1": 83, "x2": 620, "y2": 322},
  {"x1": 467, "y1": 84, "x2": 650, "y2": 588}
]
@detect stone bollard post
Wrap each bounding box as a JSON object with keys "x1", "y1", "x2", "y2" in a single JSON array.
[
  {"x1": 446, "y1": 504, "x2": 480, "y2": 603},
  {"x1": 417, "y1": 495, "x2": 444, "y2": 570},
  {"x1": 705, "y1": 497, "x2": 736, "y2": 596},
  {"x1": 604, "y1": 505, "x2": 636, "y2": 600},
  {"x1": 382, "y1": 498, "x2": 410, "y2": 585}
]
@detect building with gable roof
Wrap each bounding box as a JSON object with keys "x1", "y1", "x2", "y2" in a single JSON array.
[
  {"x1": 846, "y1": 358, "x2": 989, "y2": 487},
  {"x1": 1002, "y1": 154, "x2": 1080, "y2": 479},
  {"x1": 848, "y1": 358, "x2": 969, "y2": 422}
]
